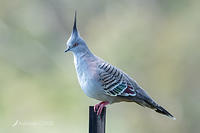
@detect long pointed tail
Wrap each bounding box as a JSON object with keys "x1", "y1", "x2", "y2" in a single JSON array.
[
  {"x1": 134, "y1": 97, "x2": 176, "y2": 119},
  {"x1": 133, "y1": 87, "x2": 175, "y2": 119},
  {"x1": 154, "y1": 105, "x2": 176, "y2": 120}
]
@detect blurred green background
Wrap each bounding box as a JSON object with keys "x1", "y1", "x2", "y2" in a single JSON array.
[{"x1": 0, "y1": 0, "x2": 200, "y2": 133}]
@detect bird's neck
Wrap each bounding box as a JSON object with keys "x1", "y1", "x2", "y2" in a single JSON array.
[{"x1": 73, "y1": 48, "x2": 96, "y2": 68}]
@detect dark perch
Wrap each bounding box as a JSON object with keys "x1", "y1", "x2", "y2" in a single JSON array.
[{"x1": 89, "y1": 106, "x2": 106, "y2": 133}]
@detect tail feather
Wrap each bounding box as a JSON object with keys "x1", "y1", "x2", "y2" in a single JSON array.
[
  {"x1": 128, "y1": 87, "x2": 175, "y2": 119},
  {"x1": 155, "y1": 105, "x2": 175, "y2": 120},
  {"x1": 136, "y1": 96, "x2": 175, "y2": 119}
]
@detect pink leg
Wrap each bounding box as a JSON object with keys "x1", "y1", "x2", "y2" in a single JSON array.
[
  {"x1": 94, "y1": 102, "x2": 102, "y2": 112},
  {"x1": 94, "y1": 101, "x2": 109, "y2": 115}
]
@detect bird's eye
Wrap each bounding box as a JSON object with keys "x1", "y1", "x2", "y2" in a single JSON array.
[{"x1": 74, "y1": 43, "x2": 78, "y2": 47}]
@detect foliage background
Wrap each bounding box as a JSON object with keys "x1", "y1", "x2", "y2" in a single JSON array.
[{"x1": 0, "y1": 0, "x2": 200, "y2": 133}]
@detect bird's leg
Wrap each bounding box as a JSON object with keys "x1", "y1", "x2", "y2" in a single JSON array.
[
  {"x1": 94, "y1": 102, "x2": 102, "y2": 112},
  {"x1": 94, "y1": 101, "x2": 109, "y2": 115}
]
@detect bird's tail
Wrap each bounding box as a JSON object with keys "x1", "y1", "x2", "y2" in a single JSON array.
[
  {"x1": 134, "y1": 97, "x2": 175, "y2": 119},
  {"x1": 132, "y1": 88, "x2": 175, "y2": 119},
  {"x1": 136, "y1": 95, "x2": 175, "y2": 119},
  {"x1": 154, "y1": 105, "x2": 176, "y2": 120}
]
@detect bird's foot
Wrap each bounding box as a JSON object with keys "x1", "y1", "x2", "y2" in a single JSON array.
[{"x1": 94, "y1": 101, "x2": 109, "y2": 115}]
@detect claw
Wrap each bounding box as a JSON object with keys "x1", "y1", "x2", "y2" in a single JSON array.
[
  {"x1": 94, "y1": 103, "x2": 100, "y2": 112},
  {"x1": 94, "y1": 101, "x2": 109, "y2": 115}
]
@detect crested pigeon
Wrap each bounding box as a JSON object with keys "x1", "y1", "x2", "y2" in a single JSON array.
[{"x1": 65, "y1": 12, "x2": 175, "y2": 119}]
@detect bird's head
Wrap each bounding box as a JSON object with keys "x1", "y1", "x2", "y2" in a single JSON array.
[{"x1": 65, "y1": 12, "x2": 87, "y2": 54}]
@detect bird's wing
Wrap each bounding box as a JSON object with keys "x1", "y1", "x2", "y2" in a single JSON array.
[{"x1": 98, "y1": 62, "x2": 138, "y2": 97}]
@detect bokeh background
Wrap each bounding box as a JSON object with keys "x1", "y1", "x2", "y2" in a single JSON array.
[{"x1": 0, "y1": 0, "x2": 200, "y2": 133}]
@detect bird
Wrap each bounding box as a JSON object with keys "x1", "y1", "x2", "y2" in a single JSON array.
[{"x1": 65, "y1": 12, "x2": 175, "y2": 119}]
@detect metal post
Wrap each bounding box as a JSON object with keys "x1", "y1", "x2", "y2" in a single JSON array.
[{"x1": 89, "y1": 106, "x2": 106, "y2": 133}]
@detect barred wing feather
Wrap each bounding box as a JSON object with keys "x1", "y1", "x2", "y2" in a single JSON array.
[{"x1": 98, "y1": 62, "x2": 137, "y2": 97}]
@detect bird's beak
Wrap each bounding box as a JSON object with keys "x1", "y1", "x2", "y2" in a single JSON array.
[
  {"x1": 64, "y1": 49, "x2": 69, "y2": 53},
  {"x1": 65, "y1": 47, "x2": 70, "y2": 52}
]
